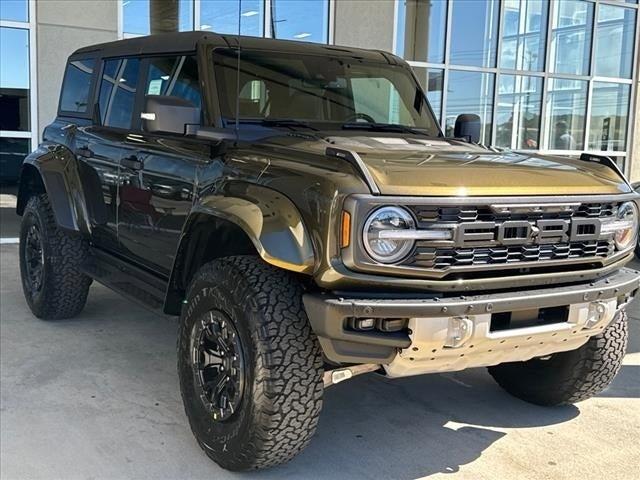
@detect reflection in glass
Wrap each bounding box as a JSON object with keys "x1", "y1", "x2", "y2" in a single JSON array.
[
  {"x1": 200, "y1": 0, "x2": 263, "y2": 36},
  {"x1": 0, "y1": 0, "x2": 28, "y2": 22},
  {"x1": 272, "y1": 0, "x2": 329, "y2": 43},
  {"x1": 500, "y1": 0, "x2": 548, "y2": 71},
  {"x1": 549, "y1": 0, "x2": 593, "y2": 75},
  {"x1": 546, "y1": 78, "x2": 587, "y2": 150},
  {"x1": 0, "y1": 27, "x2": 30, "y2": 132},
  {"x1": 496, "y1": 75, "x2": 542, "y2": 150},
  {"x1": 60, "y1": 59, "x2": 95, "y2": 113},
  {"x1": 450, "y1": 0, "x2": 499, "y2": 67},
  {"x1": 123, "y1": 0, "x2": 193, "y2": 36},
  {"x1": 594, "y1": 5, "x2": 636, "y2": 78},
  {"x1": 445, "y1": 70, "x2": 494, "y2": 145},
  {"x1": 0, "y1": 138, "x2": 30, "y2": 181},
  {"x1": 413, "y1": 67, "x2": 444, "y2": 121},
  {"x1": 588, "y1": 82, "x2": 630, "y2": 152},
  {"x1": 98, "y1": 58, "x2": 141, "y2": 129},
  {"x1": 396, "y1": 0, "x2": 447, "y2": 63}
]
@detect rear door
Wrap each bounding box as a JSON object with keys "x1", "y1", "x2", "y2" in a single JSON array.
[
  {"x1": 55, "y1": 55, "x2": 122, "y2": 251},
  {"x1": 116, "y1": 54, "x2": 207, "y2": 276},
  {"x1": 79, "y1": 56, "x2": 143, "y2": 253}
]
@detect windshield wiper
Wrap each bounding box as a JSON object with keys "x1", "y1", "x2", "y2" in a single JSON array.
[
  {"x1": 341, "y1": 122, "x2": 431, "y2": 136},
  {"x1": 241, "y1": 118, "x2": 319, "y2": 131}
]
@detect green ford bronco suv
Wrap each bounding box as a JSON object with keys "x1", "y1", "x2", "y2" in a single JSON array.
[{"x1": 16, "y1": 32, "x2": 640, "y2": 471}]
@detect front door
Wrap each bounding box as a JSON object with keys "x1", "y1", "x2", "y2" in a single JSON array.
[{"x1": 116, "y1": 55, "x2": 205, "y2": 276}]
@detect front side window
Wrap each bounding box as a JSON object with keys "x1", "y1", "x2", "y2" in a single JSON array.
[
  {"x1": 98, "y1": 58, "x2": 141, "y2": 129},
  {"x1": 59, "y1": 59, "x2": 96, "y2": 113},
  {"x1": 213, "y1": 49, "x2": 440, "y2": 134},
  {"x1": 145, "y1": 56, "x2": 201, "y2": 108}
]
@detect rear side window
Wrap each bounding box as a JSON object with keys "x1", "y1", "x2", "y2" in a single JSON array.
[
  {"x1": 145, "y1": 56, "x2": 201, "y2": 108},
  {"x1": 59, "y1": 58, "x2": 96, "y2": 113},
  {"x1": 98, "y1": 57, "x2": 141, "y2": 129}
]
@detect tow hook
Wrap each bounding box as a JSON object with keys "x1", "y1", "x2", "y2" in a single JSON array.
[{"x1": 323, "y1": 363, "x2": 381, "y2": 388}]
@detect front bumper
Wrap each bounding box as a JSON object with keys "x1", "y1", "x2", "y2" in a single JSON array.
[{"x1": 303, "y1": 267, "x2": 639, "y2": 375}]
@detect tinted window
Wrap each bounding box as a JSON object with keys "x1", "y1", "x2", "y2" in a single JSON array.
[
  {"x1": 98, "y1": 58, "x2": 140, "y2": 129},
  {"x1": 145, "y1": 56, "x2": 201, "y2": 108},
  {"x1": 60, "y1": 59, "x2": 96, "y2": 113}
]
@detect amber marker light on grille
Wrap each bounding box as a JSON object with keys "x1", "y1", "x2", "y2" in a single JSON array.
[{"x1": 341, "y1": 211, "x2": 351, "y2": 248}]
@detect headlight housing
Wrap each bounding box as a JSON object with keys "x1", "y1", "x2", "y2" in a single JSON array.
[
  {"x1": 363, "y1": 206, "x2": 415, "y2": 263},
  {"x1": 602, "y1": 201, "x2": 638, "y2": 250}
]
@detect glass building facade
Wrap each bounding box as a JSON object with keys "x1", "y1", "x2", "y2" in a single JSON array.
[
  {"x1": 0, "y1": 0, "x2": 36, "y2": 181},
  {"x1": 396, "y1": 0, "x2": 639, "y2": 170},
  {"x1": 121, "y1": 0, "x2": 331, "y2": 44}
]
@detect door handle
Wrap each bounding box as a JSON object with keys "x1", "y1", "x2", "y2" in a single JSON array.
[
  {"x1": 76, "y1": 145, "x2": 93, "y2": 158},
  {"x1": 121, "y1": 155, "x2": 143, "y2": 170}
]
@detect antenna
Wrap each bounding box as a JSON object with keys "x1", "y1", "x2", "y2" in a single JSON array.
[{"x1": 234, "y1": 0, "x2": 242, "y2": 144}]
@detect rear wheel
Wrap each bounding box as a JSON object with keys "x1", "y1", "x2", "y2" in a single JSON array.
[
  {"x1": 178, "y1": 256, "x2": 324, "y2": 471},
  {"x1": 488, "y1": 309, "x2": 628, "y2": 406},
  {"x1": 19, "y1": 194, "x2": 91, "y2": 319}
]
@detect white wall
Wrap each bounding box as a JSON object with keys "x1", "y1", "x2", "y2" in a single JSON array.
[{"x1": 35, "y1": 0, "x2": 118, "y2": 138}]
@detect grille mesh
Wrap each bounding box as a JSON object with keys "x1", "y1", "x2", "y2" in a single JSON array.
[{"x1": 405, "y1": 202, "x2": 619, "y2": 271}]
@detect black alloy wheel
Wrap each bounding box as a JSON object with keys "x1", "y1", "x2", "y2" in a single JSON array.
[
  {"x1": 23, "y1": 220, "x2": 44, "y2": 295},
  {"x1": 191, "y1": 310, "x2": 245, "y2": 422}
]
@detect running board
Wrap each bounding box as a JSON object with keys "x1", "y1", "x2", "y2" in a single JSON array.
[{"x1": 82, "y1": 247, "x2": 168, "y2": 314}]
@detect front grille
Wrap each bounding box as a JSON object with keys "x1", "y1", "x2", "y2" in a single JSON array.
[
  {"x1": 411, "y1": 240, "x2": 614, "y2": 269},
  {"x1": 412, "y1": 203, "x2": 615, "y2": 224},
  {"x1": 403, "y1": 202, "x2": 621, "y2": 273}
]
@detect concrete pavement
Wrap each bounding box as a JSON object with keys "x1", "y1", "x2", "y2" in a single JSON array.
[{"x1": 1, "y1": 244, "x2": 639, "y2": 480}]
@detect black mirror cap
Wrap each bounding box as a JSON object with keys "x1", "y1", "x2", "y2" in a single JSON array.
[
  {"x1": 454, "y1": 113, "x2": 482, "y2": 144},
  {"x1": 142, "y1": 95, "x2": 200, "y2": 134}
]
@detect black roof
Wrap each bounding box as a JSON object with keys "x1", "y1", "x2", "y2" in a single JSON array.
[{"x1": 72, "y1": 31, "x2": 395, "y2": 63}]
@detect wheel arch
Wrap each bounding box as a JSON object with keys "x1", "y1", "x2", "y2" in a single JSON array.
[
  {"x1": 164, "y1": 188, "x2": 316, "y2": 314},
  {"x1": 16, "y1": 145, "x2": 91, "y2": 235}
]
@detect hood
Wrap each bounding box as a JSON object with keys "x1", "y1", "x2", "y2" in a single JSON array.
[{"x1": 272, "y1": 134, "x2": 630, "y2": 196}]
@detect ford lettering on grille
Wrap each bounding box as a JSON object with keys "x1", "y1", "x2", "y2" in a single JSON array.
[{"x1": 454, "y1": 218, "x2": 602, "y2": 247}]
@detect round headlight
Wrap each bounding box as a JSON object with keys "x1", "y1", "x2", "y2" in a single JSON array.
[
  {"x1": 363, "y1": 206, "x2": 415, "y2": 263},
  {"x1": 613, "y1": 201, "x2": 638, "y2": 250}
]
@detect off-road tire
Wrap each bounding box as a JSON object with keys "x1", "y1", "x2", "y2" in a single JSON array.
[
  {"x1": 177, "y1": 256, "x2": 324, "y2": 471},
  {"x1": 488, "y1": 309, "x2": 628, "y2": 406},
  {"x1": 19, "y1": 194, "x2": 91, "y2": 319}
]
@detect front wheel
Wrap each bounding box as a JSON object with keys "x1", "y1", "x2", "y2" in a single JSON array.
[
  {"x1": 19, "y1": 194, "x2": 91, "y2": 319},
  {"x1": 177, "y1": 256, "x2": 324, "y2": 471},
  {"x1": 488, "y1": 309, "x2": 628, "y2": 406}
]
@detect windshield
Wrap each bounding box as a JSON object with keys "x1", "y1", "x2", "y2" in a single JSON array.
[{"x1": 213, "y1": 48, "x2": 440, "y2": 135}]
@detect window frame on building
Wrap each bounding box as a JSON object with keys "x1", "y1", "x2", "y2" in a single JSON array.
[
  {"x1": 393, "y1": 0, "x2": 640, "y2": 177},
  {"x1": 0, "y1": 0, "x2": 38, "y2": 158},
  {"x1": 117, "y1": 0, "x2": 336, "y2": 44}
]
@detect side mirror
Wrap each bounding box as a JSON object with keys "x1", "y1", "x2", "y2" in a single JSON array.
[
  {"x1": 454, "y1": 114, "x2": 481, "y2": 144},
  {"x1": 141, "y1": 95, "x2": 200, "y2": 134}
]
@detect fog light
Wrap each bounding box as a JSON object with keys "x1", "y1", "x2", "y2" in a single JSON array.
[
  {"x1": 377, "y1": 318, "x2": 408, "y2": 332},
  {"x1": 353, "y1": 318, "x2": 376, "y2": 331},
  {"x1": 444, "y1": 316, "x2": 474, "y2": 348},
  {"x1": 585, "y1": 301, "x2": 608, "y2": 329}
]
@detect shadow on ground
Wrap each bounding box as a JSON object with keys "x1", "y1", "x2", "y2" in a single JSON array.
[{"x1": 1, "y1": 254, "x2": 639, "y2": 479}]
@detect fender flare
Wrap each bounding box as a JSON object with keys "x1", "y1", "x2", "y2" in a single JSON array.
[
  {"x1": 165, "y1": 183, "x2": 316, "y2": 312},
  {"x1": 17, "y1": 144, "x2": 92, "y2": 235}
]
